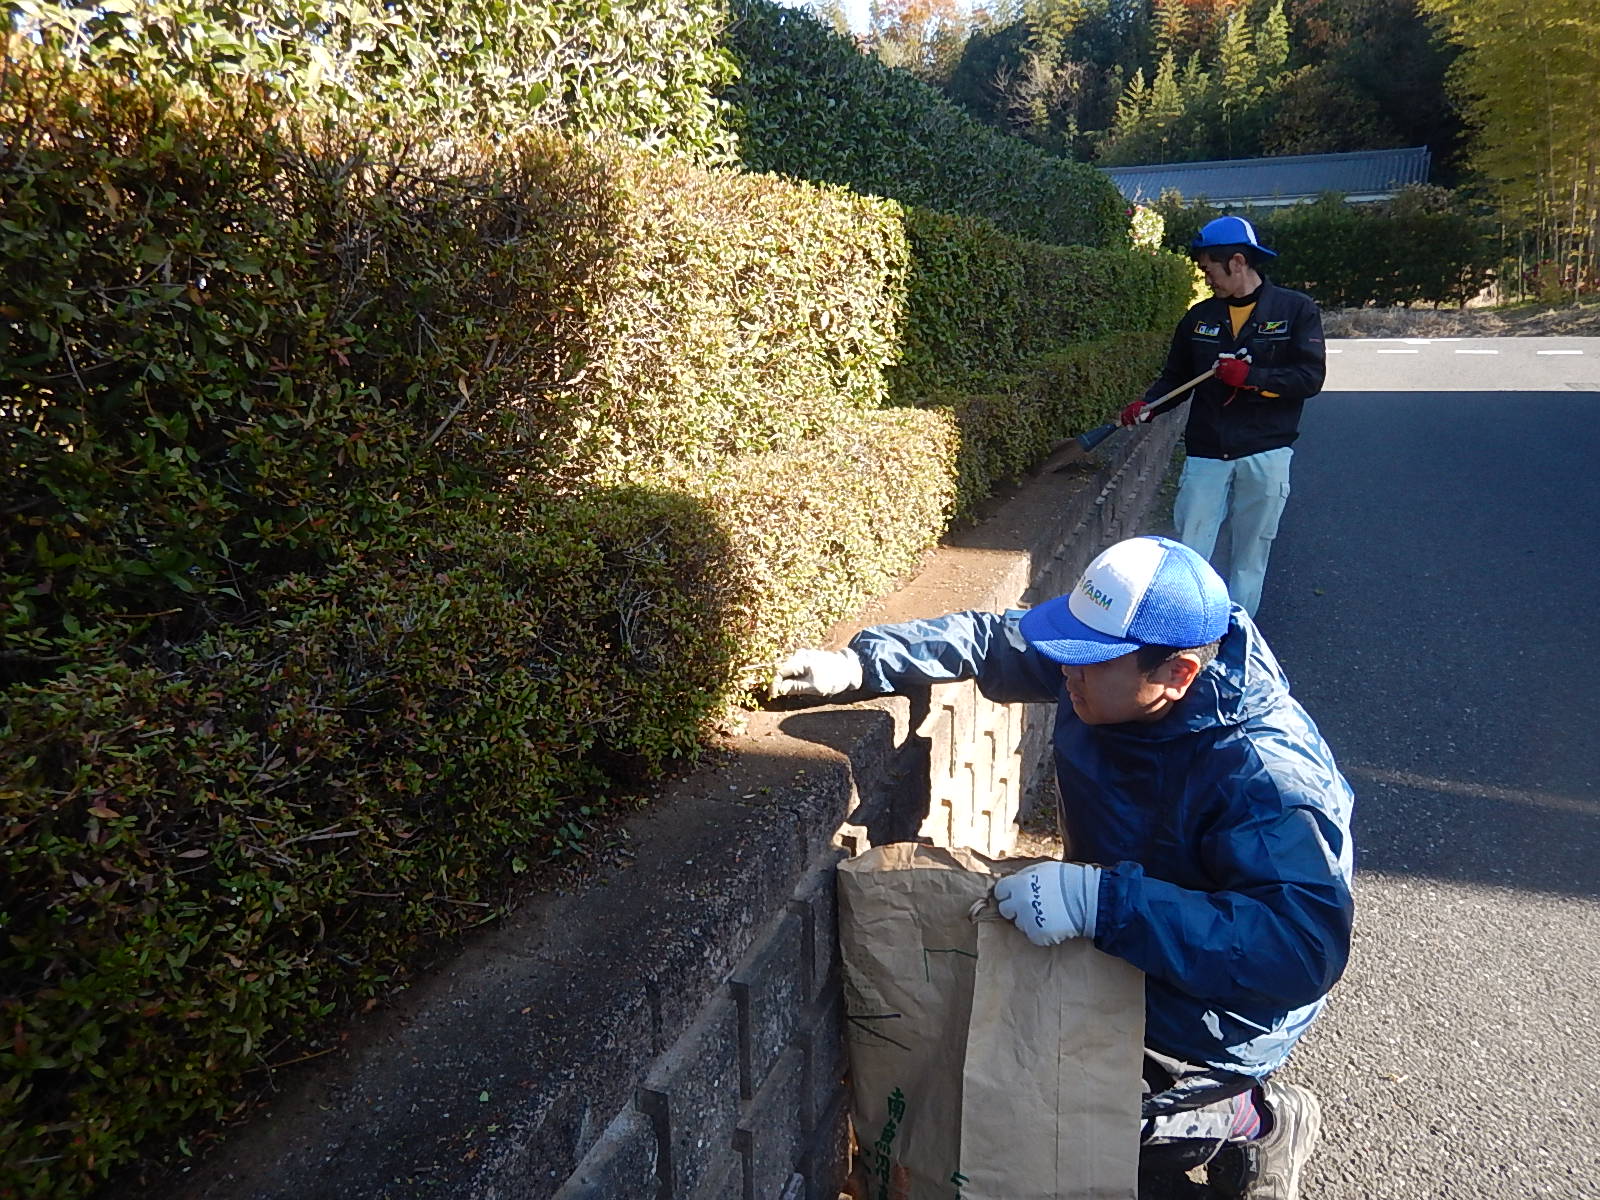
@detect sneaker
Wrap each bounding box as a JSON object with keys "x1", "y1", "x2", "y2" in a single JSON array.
[{"x1": 1205, "y1": 1080, "x2": 1322, "y2": 1200}]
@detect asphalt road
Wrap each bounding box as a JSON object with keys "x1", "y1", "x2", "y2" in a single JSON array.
[{"x1": 1242, "y1": 337, "x2": 1600, "y2": 1198}]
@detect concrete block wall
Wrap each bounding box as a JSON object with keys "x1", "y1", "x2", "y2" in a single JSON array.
[
  {"x1": 555, "y1": 862, "x2": 853, "y2": 1200},
  {"x1": 169, "y1": 419, "x2": 1179, "y2": 1200}
]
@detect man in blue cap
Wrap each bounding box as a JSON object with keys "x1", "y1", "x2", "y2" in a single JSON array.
[
  {"x1": 772, "y1": 535, "x2": 1355, "y2": 1199},
  {"x1": 1120, "y1": 215, "x2": 1326, "y2": 618}
]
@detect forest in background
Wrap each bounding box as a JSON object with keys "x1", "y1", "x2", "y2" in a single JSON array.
[
  {"x1": 808, "y1": 0, "x2": 1600, "y2": 299},
  {"x1": 808, "y1": 0, "x2": 1462, "y2": 174}
]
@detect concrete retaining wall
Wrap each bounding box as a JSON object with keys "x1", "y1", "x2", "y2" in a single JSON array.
[{"x1": 171, "y1": 418, "x2": 1180, "y2": 1200}]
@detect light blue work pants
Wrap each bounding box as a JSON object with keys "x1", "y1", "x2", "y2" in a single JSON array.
[{"x1": 1172, "y1": 447, "x2": 1293, "y2": 617}]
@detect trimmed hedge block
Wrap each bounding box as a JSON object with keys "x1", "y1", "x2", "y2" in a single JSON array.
[
  {"x1": 891, "y1": 209, "x2": 1193, "y2": 400},
  {"x1": 725, "y1": 0, "x2": 1126, "y2": 249},
  {"x1": 926, "y1": 329, "x2": 1174, "y2": 519}
]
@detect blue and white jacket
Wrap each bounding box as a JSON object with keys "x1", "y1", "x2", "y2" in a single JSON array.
[{"x1": 848, "y1": 606, "x2": 1355, "y2": 1078}]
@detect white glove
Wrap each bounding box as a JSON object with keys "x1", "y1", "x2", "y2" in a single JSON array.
[
  {"x1": 769, "y1": 648, "x2": 865, "y2": 699},
  {"x1": 993, "y1": 861, "x2": 1102, "y2": 945},
  {"x1": 771, "y1": 652, "x2": 870, "y2": 700}
]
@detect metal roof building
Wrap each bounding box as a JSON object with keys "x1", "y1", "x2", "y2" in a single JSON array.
[{"x1": 1102, "y1": 146, "x2": 1432, "y2": 208}]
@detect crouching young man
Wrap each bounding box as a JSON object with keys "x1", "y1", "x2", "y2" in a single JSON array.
[{"x1": 772, "y1": 535, "x2": 1355, "y2": 1199}]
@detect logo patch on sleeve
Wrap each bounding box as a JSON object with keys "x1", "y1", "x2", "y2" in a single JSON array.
[
  {"x1": 1259, "y1": 319, "x2": 1288, "y2": 334},
  {"x1": 1194, "y1": 321, "x2": 1222, "y2": 338}
]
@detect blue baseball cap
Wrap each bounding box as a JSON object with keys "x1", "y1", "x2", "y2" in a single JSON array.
[
  {"x1": 1190, "y1": 215, "x2": 1276, "y2": 258},
  {"x1": 1019, "y1": 536, "x2": 1231, "y2": 665}
]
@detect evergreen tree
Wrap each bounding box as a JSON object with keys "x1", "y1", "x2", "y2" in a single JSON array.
[
  {"x1": 943, "y1": 20, "x2": 1033, "y2": 128},
  {"x1": 1261, "y1": 64, "x2": 1391, "y2": 154},
  {"x1": 1179, "y1": 50, "x2": 1210, "y2": 104},
  {"x1": 1023, "y1": 0, "x2": 1084, "y2": 59},
  {"x1": 1217, "y1": 10, "x2": 1256, "y2": 154},
  {"x1": 1152, "y1": 0, "x2": 1189, "y2": 59},
  {"x1": 1254, "y1": 1, "x2": 1291, "y2": 82},
  {"x1": 1288, "y1": 0, "x2": 1463, "y2": 173},
  {"x1": 1111, "y1": 66, "x2": 1148, "y2": 138},
  {"x1": 933, "y1": 0, "x2": 1460, "y2": 168},
  {"x1": 1150, "y1": 49, "x2": 1182, "y2": 119}
]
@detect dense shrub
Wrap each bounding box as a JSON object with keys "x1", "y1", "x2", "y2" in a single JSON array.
[
  {"x1": 929, "y1": 331, "x2": 1173, "y2": 518},
  {"x1": 723, "y1": 0, "x2": 1126, "y2": 249},
  {"x1": 8, "y1": 0, "x2": 737, "y2": 160},
  {"x1": 1, "y1": 488, "x2": 742, "y2": 1196},
  {"x1": 554, "y1": 156, "x2": 911, "y2": 484},
  {"x1": 890, "y1": 209, "x2": 1194, "y2": 400},
  {"x1": 1154, "y1": 186, "x2": 1497, "y2": 307},
  {"x1": 0, "y1": 68, "x2": 911, "y2": 681},
  {"x1": 2, "y1": 421, "x2": 955, "y2": 1198},
  {"x1": 1, "y1": 69, "x2": 596, "y2": 679},
  {"x1": 693, "y1": 408, "x2": 960, "y2": 668}
]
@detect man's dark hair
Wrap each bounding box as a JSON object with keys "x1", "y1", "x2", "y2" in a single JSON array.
[
  {"x1": 1136, "y1": 641, "x2": 1222, "y2": 675},
  {"x1": 1193, "y1": 243, "x2": 1270, "y2": 273}
]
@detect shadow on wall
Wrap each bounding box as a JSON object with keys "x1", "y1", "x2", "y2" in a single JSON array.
[{"x1": 777, "y1": 697, "x2": 936, "y2": 848}]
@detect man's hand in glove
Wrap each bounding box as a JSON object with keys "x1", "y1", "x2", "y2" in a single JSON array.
[
  {"x1": 1214, "y1": 354, "x2": 1254, "y2": 389},
  {"x1": 993, "y1": 861, "x2": 1102, "y2": 946},
  {"x1": 1118, "y1": 400, "x2": 1148, "y2": 427},
  {"x1": 769, "y1": 648, "x2": 864, "y2": 699}
]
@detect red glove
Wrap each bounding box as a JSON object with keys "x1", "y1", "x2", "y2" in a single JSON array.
[
  {"x1": 1215, "y1": 356, "x2": 1253, "y2": 388},
  {"x1": 1118, "y1": 400, "x2": 1148, "y2": 427}
]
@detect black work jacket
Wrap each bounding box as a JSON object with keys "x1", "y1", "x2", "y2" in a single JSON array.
[{"x1": 1143, "y1": 279, "x2": 1326, "y2": 460}]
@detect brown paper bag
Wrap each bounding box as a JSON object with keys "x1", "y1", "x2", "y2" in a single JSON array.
[{"x1": 837, "y1": 842, "x2": 1144, "y2": 1200}]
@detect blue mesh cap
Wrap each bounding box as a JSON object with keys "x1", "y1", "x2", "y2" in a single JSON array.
[
  {"x1": 1019, "y1": 536, "x2": 1232, "y2": 665},
  {"x1": 1190, "y1": 215, "x2": 1277, "y2": 258}
]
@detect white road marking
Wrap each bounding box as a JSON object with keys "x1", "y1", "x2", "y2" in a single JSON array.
[
  {"x1": 1455, "y1": 348, "x2": 1499, "y2": 355},
  {"x1": 1536, "y1": 349, "x2": 1584, "y2": 355},
  {"x1": 1377, "y1": 348, "x2": 1421, "y2": 354}
]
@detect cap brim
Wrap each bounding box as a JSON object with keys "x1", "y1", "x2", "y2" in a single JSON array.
[
  {"x1": 1019, "y1": 594, "x2": 1141, "y2": 665},
  {"x1": 1187, "y1": 242, "x2": 1278, "y2": 258}
]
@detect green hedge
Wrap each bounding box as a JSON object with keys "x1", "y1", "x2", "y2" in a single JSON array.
[
  {"x1": 929, "y1": 331, "x2": 1174, "y2": 519},
  {"x1": 2, "y1": 489, "x2": 739, "y2": 1191},
  {"x1": 0, "y1": 34, "x2": 1188, "y2": 1197},
  {"x1": 890, "y1": 209, "x2": 1195, "y2": 400},
  {"x1": 1, "y1": 426, "x2": 954, "y2": 1199},
  {"x1": 9, "y1": 0, "x2": 737, "y2": 160},
  {"x1": 692, "y1": 408, "x2": 959, "y2": 667},
  {"x1": 0, "y1": 68, "x2": 911, "y2": 675},
  {"x1": 550, "y1": 153, "x2": 911, "y2": 483},
  {"x1": 723, "y1": 0, "x2": 1126, "y2": 250},
  {"x1": 1155, "y1": 186, "x2": 1496, "y2": 308},
  {"x1": 0, "y1": 70, "x2": 606, "y2": 672}
]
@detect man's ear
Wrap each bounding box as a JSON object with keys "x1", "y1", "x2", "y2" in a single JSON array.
[{"x1": 1151, "y1": 652, "x2": 1204, "y2": 697}]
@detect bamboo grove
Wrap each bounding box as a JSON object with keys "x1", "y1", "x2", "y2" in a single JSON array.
[{"x1": 1421, "y1": 0, "x2": 1600, "y2": 300}]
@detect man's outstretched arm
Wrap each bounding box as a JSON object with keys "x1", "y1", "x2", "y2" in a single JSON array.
[{"x1": 771, "y1": 610, "x2": 1061, "y2": 705}]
